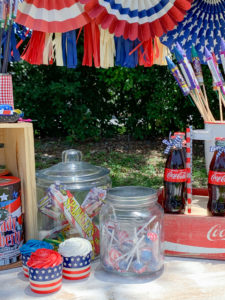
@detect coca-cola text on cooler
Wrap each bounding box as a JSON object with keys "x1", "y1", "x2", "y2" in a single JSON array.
[{"x1": 207, "y1": 224, "x2": 225, "y2": 241}]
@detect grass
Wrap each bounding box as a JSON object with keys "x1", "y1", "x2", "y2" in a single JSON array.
[{"x1": 35, "y1": 136, "x2": 208, "y2": 189}]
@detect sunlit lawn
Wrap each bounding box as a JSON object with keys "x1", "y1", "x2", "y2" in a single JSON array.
[{"x1": 35, "y1": 137, "x2": 207, "y2": 189}]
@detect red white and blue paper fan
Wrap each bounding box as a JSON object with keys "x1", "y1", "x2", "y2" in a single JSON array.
[
  {"x1": 160, "y1": 0, "x2": 225, "y2": 64},
  {"x1": 16, "y1": 0, "x2": 90, "y2": 33},
  {"x1": 80, "y1": 0, "x2": 193, "y2": 41}
]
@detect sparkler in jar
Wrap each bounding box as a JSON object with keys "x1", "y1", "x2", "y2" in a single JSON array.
[
  {"x1": 166, "y1": 44, "x2": 216, "y2": 122},
  {"x1": 221, "y1": 39, "x2": 225, "y2": 76},
  {"x1": 205, "y1": 46, "x2": 225, "y2": 121},
  {"x1": 174, "y1": 45, "x2": 213, "y2": 122}
]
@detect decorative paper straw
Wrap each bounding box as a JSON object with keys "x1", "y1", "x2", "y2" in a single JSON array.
[{"x1": 186, "y1": 127, "x2": 192, "y2": 214}]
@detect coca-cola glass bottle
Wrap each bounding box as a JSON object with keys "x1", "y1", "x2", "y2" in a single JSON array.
[
  {"x1": 208, "y1": 137, "x2": 225, "y2": 216},
  {"x1": 163, "y1": 136, "x2": 186, "y2": 214}
]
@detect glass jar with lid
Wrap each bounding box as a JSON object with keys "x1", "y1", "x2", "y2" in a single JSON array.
[
  {"x1": 100, "y1": 186, "x2": 164, "y2": 275},
  {"x1": 36, "y1": 149, "x2": 111, "y2": 258}
]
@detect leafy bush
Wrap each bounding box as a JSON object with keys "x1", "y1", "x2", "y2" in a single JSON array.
[{"x1": 10, "y1": 61, "x2": 215, "y2": 140}]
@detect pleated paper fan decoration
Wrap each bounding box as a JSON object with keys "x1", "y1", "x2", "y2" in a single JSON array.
[
  {"x1": 14, "y1": 0, "x2": 173, "y2": 68},
  {"x1": 16, "y1": 0, "x2": 90, "y2": 33},
  {"x1": 79, "y1": 0, "x2": 193, "y2": 41},
  {"x1": 160, "y1": 0, "x2": 225, "y2": 64}
]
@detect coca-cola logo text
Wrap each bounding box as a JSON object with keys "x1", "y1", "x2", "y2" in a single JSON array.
[
  {"x1": 164, "y1": 168, "x2": 187, "y2": 183},
  {"x1": 208, "y1": 171, "x2": 225, "y2": 185},
  {"x1": 207, "y1": 224, "x2": 225, "y2": 241},
  {"x1": 167, "y1": 171, "x2": 186, "y2": 180}
]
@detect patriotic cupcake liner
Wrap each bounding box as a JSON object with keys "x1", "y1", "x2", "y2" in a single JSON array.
[
  {"x1": 20, "y1": 240, "x2": 54, "y2": 278},
  {"x1": 21, "y1": 254, "x2": 30, "y2": 278},
  {"x1": 28, "y1": 264, "x2": 63, "y2": 294},
  {"x1": 62, "y1": 252, "x2": 91, "y2": 280}
]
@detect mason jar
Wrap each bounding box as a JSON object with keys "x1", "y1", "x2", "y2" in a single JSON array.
[{"x1": 100, "y1": 186, "x2": 164, "y2": 275}]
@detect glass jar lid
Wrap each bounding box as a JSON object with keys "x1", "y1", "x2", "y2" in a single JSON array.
[
  {"x1": 36, "y1": 149, "x2": 110, "y2": 185},
  {"x1": 106, "y1": 186, "x2": 157, "y2": 207}
]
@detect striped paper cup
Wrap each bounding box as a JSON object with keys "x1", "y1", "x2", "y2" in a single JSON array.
[
  {"x1": 62, "y1": 252, "x2": 91, "y2": 280},
  {"x1": 21, "y1": 254, "x2": 30, "y2": 278},
  {"x1": 28, "y1": 264, "x2": 63, "y2": 294}
]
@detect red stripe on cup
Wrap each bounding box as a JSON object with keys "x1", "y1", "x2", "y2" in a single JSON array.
[
  {"x1": 31, "y1": 285, "x2": 62, "y2": 294},
  {"x1": 63, "y1": 266, "x2": 90, "y2": 275},
  {"x1": 63, "y1": 273, "x2": 90, "y2": 280},
  {"x1": 30, "y1": 278, "x2": 62, "y2": 288},
  {"x1": 23, "y1": 267, "x2": 29, "y2": 277}
]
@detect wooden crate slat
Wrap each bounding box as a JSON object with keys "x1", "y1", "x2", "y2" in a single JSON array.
[{"x1": 1, "y1": 122, "x2": 38, "y2": 240}]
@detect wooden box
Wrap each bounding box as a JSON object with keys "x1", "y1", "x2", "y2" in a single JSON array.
[
  {"x1": 159, "y1": 188, "x2": 225, "y2": 260},
  {"x1": 0, "y1": 123, "x2": 38, "y2": 241}
]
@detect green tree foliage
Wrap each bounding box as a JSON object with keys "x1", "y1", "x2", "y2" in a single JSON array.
[{"x1": 10, "y1": 61, "x2": 216, "y2": 140}]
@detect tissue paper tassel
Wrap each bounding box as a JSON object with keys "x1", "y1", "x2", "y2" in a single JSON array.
[{"x1": 22, "y1": 30, "x2": 77, "y2": 68}]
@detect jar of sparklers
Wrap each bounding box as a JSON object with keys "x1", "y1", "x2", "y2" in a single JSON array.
[{"x1": 100, "y1": 186, "x2": 164, "y2": 276}]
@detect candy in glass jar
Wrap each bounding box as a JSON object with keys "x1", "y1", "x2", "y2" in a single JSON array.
[
  {"x1": 100, "y1": 186, "x2": 164, "y2": 276},
  {"x1": 36, "y1": 149, "x2": 111, "y2": 259}
]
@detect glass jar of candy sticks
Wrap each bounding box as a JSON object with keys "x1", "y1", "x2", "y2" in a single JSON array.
[{"x1": 100, "y1": 186, "x2": 164, "y2": 276}]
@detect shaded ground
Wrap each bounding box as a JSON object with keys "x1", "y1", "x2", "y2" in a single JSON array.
[{"x1": 35, "y1": 136, "x2": 207, "y2": 189}]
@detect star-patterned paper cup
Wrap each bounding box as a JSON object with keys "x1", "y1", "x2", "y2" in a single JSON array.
[
  {"x1": 58, "y1": 237, "x2": 93, "y2": 280},
  {"x1": 20, "y1": 240, "x2": 53, "y2": 278},
  {"x1": 27, "y1": 249, "x2": 63, "y2": 294},
  {"x1": 62, "y1": 252, "x2": 91, "y2": 280},
  {"x1": 21, "y1": 254, "x2": 30, "y2": 278},
  {"x1": 28, "y1": 264, "x2": 63, "y2": 294}
]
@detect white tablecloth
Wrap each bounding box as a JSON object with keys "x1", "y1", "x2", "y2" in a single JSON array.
[{"x1": 0, "y1": 256, "x2": 225, "y2": 300}]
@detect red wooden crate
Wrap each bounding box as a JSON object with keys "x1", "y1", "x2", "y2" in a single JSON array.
[{"x1": 158, "y1": 188, "x2": 225, "y2": 260}]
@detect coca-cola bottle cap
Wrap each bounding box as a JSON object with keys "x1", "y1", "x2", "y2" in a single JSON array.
[
  {"x1": 174, "y1": 132, "x2": 185, "y2": 137},
  {"x1": 215, "y1": 137, "x2": 225, "y2": 141},
  {"x1": 215, "y1": 137, "x2": 225, "y2": 147}
]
